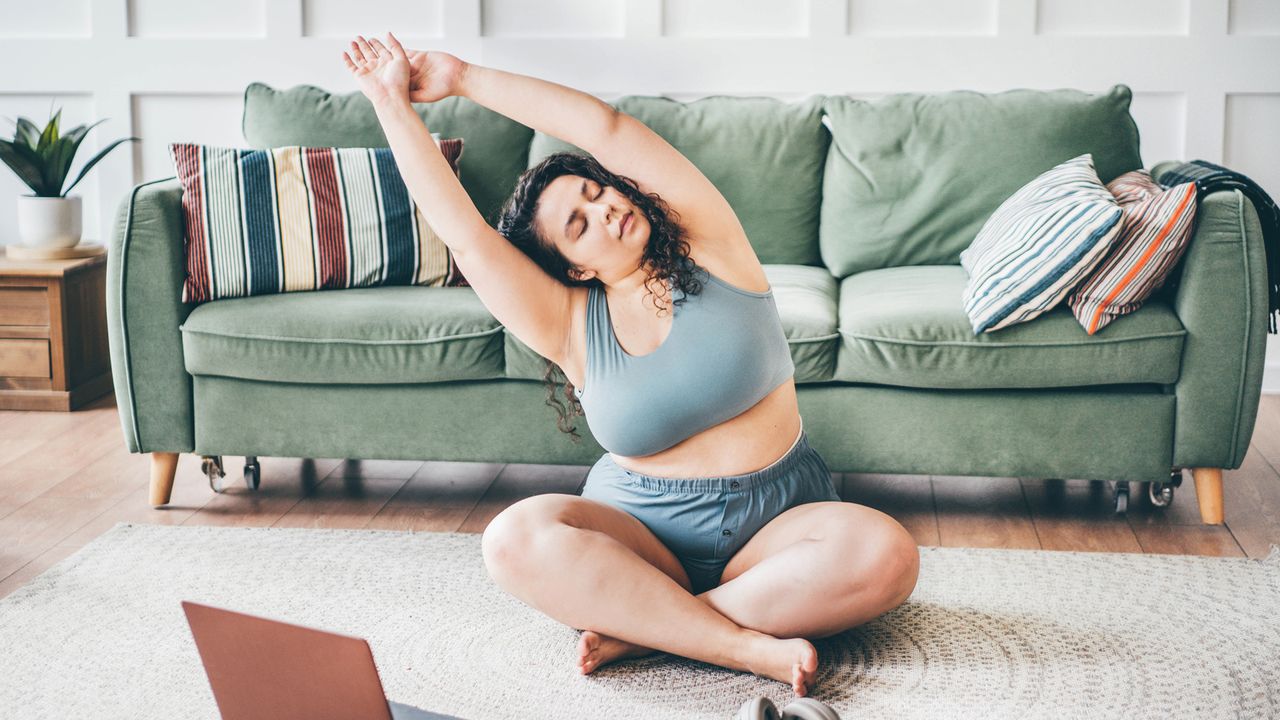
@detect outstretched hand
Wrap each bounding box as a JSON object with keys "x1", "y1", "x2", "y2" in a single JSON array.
[
  {"x1": 403, "y1": 49, "x2": 469, "y2": 104},
  {"x1": 342, "y1": 32, "x2": 412, "y2": 107},
  {"x1": 342, "y1": 32, "x2": 468, "y2": 107}
]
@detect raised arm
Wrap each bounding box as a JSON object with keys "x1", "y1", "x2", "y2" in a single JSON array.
[
  {"x1": 342, "y1": 33, "x2": 577, "y2": 366},
  {"x1": 456, "y1": 56, "x2": 744, "y2": 253},
  {"x1": 456, "y1": 63, "x2": 618, "y2": 157},
  {"x1": 370, "y1": 96, "x2": 490, "y2": 247},
  {"x1": 410, "y1": 45, "x2": 740, "y2": 252},
  {"x1": 342, "y1": 36, "x2": 490, "y2": 250}
]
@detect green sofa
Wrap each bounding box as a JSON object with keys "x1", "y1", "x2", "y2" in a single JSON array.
[{"x1": 106, "y1": 82, "x2": 1269, "y2": 525}]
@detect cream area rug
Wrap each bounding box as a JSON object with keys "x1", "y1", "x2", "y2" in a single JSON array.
[{"x1": 0, "y1": 523, "x2": 1277, "y2": 720}]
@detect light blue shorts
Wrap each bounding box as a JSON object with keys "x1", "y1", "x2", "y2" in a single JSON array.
[{"x1": 579, "y1": 427, "x2": 840, "y2": 595}]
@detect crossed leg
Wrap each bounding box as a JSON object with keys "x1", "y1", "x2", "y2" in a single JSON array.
[
  {"x1": 705, "y1": 500, "x2": 921, "y2": 639},
  {"x1": 581, "y1": 499, "x2": 920, "y2": 669},
  {"x1": 480, "y1": 492, "x2": 919, "y2": 694}
]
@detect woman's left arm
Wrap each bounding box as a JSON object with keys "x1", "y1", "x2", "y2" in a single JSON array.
[
  {"x1": 458, "y1": 63, "x2": 618, "y2": 155},
  {"x1": 440, "y1": 50, "x2": 743, "y2": 248}
]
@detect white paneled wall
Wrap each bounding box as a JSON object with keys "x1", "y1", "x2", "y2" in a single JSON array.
[
  {"x1": 0, "y1": 0, "x2": 1278, "y2": 385},
  {"x1": 128, "y1": 0, "x2": 267, "y2": 37},
  {"x1": 483, "y1": 0, "x2": 624, "y2": 37},
  {"x1": 663, "y1": 0, "x2": 809, "y2": 37},
  {"x1": 1037, "y1": 0, "x2": 1191, "y2": 35},
  {"x1": 304, "y1": 0, "x2": 445, "y2": 38},
  {"x1": 0, "y1": 0, "x2": 92, "y2": 37},
  {"x1": 847, "y1": 0, "x2": 998, "y2": 36},
  {"x1": 129, "y1": 94, "x2": 245, "y2": 184}
]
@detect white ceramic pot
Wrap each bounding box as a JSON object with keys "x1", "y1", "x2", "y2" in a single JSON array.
[{"x1": 16, "y1": 195, "x2": 82, "y2": 248}]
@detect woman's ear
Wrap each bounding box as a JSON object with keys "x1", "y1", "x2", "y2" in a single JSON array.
[{"x1": 568, "y1": 266, "x2": 596, "y2": 283}]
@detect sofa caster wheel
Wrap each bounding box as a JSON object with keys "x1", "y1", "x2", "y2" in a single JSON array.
[
  {"x1": 244, "y1": 456, "x2": 261, "y2": 490},
  {"x1": 1169, "y1": 467, "x2": 1184, "y2": 488},
  {"x1": 1113, "y1": 481, "x2": 1129, "y2": 514},
  {"x1": 201, "y1": 455, "x2": 228, "y2": 493},
  {"x1": 1148, "y1": 480, "x2": 1175, "y2": 508}
]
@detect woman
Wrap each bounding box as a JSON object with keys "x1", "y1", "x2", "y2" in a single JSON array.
[{"x1": 342, "y1": 33, "x2": 919, "y2": 697}]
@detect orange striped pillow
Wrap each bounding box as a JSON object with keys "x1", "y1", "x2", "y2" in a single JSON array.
[{"x1": 1066, "y1": 170, "x2": 1198, "y2": 334}]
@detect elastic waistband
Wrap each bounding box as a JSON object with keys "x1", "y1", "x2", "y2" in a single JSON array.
[{"x1": 616, "y1": 424, "x2": 813, "y2": 494}]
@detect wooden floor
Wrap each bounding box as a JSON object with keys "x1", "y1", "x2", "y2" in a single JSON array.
[{"x1": 2, "y1": 391, "x2": 1279, "y2": 599}]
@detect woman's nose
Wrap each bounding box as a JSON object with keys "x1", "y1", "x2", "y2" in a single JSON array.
[{"x1": 596, "y1": 199, "x2": 616, "y2": 224}]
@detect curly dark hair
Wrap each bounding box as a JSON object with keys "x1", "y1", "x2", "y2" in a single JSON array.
[{"x1": 494, "y1": 151, "x2": 705, "y2": 443}]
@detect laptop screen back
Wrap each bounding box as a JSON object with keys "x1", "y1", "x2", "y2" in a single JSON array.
[{"x1": 182, "y1": 600, "x2": 394, "y2": 720}]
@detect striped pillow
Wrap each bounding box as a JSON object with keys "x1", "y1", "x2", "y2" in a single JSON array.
[
  {"x1": 169, "y1": 139, "x2": 468, "y2": 304},
  {"x1": 1067, "y1": 170, "x2": 1198, "y2": 334},
  {"x1": 959, "y1": 153, "x2": 1124, "y2": 334}
]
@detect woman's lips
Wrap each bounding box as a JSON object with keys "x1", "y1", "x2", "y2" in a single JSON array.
[{"x1": 621, "y1": 212, "x2": 632, "y2": 236}]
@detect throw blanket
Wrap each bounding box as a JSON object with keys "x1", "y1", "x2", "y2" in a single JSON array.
[{"x1": 1152, "y1": 160, "x2": 1280, "y2": 333}]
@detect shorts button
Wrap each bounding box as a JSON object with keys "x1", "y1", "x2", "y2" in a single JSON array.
[
  {"x1": 729, "y1": 480, "x2": 740, "y2": 489},
  {"x1": 722, "y1": 529, "x2": 732, "y2": 536}
]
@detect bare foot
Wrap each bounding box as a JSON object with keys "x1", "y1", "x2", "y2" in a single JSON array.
[
  {"x1": 576, "y1": 630, "x2": 658, "y2": 674},
  {"x1": 743, "y1": 635, "x2": 820, "y2": 696}
]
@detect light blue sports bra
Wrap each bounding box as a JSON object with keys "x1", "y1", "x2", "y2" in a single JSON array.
[{"x1": 573, "y1": 257, "x2": 795, "y2": 457}]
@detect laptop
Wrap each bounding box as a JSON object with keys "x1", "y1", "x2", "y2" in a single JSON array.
[{"x1": 182, "y1": 600, "x2": 464, "y2": 720}]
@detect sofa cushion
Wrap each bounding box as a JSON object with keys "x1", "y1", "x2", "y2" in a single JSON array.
[
  {"x1": 179, "y1": 286, "x2": 506, "y2": 384},
  {"x1": 169, "y1": 141, "x2": 466, "y2": 304},
  {"x1": 241, "y1": 83, "x2": 534, "y2": 228},
  {"x1": 820, "y1": 84, "x2": 1142, "y2": 277},
  {"x1": 527, "y1": 95, "x2": 829, "y2": 266},
  {"x1": 834, "y1": 265, "x2": 1186, "y2": 389},
  {"x1": 960, "y1": 153, "x2": 1124, "y2": 334},
  {"x1": 1068, "y1": 171, "x2": 1199, "y2": 335},
  {"x1": 504, "y1": 264, "x2": 842, "y2": 384}
]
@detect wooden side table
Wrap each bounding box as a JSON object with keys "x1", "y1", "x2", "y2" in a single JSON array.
[{"x1": 0, "y1": 245, "x2": 112, "y2": 411}]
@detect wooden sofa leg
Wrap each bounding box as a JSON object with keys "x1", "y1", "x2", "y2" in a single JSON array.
[
  {"x1": 150, "y1": 452, "x2": 179, "y2": 507},
  {"x1": 1191, "y1": 467, "x2": 1224, "y2": 525}
]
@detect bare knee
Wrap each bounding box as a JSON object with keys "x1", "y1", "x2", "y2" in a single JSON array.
[
  {"x1": 876, "y1": 526, "x2": 920, "y2": 608},
  {"x1": 843, "y1": 522, "x2": 920, "y2": 611},
  {"x1": 481, "y1": 494, "x2": 577, "y2": 581}
]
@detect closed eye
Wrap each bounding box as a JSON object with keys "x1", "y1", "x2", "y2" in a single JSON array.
[{"x1": 580, "y1": 183, "x2": 604, "y2": 238}]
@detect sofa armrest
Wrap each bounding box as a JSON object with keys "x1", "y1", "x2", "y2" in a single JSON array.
[
  {"x1": 1169, "y1": 187, "x2": 1269, "y2": 470},
  {"x1": 105, "y1": 177, "x2": 195, "y2": 454}
]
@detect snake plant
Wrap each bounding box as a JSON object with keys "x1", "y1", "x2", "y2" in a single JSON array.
[{"x1": 0, "y1": 107, "x2": 138, "y2": 198}]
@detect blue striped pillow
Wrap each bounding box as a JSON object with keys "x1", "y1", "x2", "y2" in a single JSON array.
[
  {"x1": 959, "y1": 153, "x2": 1124, "y2": 334},
  {"x1": 168, "y1": 136, "x2": 468, "y2": 304}
]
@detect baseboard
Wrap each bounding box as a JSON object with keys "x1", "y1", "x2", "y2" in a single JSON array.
[{"x1": 1263, "y1": 364, "x2": 1280, "y2": 395}]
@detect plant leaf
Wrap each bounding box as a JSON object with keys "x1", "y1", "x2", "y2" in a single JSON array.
[
  {"x1": 13, "y1": 139, "x2": 54, "y2": 195},
  {"x1": 49, "y1": 136, "x2": 79, "y2": 195},
  {"x1": 15, "y1": 118, "x2": 42, "y2": 150},
  {"x1": 0, "y1": 138, "x2": 48, "y2": 194},
  {"x1": 52, "y1": 120, "x2": 108, "y2": 194},
  {"x1": 61, "y1": 136, "x2": 138, "y2": 196},
  {"x1": 55, "y1": 122, "x2": 98, "y2": 193},
  {"x1": 37, "y1": 109, "x2": 60, "y2": 154},
  {"x1": 63, "y1": 118, "x2": 105, "y2": 148}
]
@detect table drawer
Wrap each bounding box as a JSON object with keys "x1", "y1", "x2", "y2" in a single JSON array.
[
  {"x1": 0, "y1": 287, "x2": 50, "y2": 326},
  {"x1": 0, "y1": 338, "x2": 50, "y2": 378}
]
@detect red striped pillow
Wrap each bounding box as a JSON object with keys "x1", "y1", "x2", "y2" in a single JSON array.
[
  {"x1": 1066, "y1": 169, "x2": 1198, "y2": 334},
  {"x1": 169, "y1": 138, "x2": 469, "y2": 304}
]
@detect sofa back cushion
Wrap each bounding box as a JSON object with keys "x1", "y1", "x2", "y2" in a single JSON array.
[
  {"x1": 527, "y1": 94, "x2": 830, "y2": 266},
  {"x1": 241, "y1": 82, "x2": 534, "y2": 227},
  {"x1": 820, "y1": 83, "x2": 1143, "y2": 277}
]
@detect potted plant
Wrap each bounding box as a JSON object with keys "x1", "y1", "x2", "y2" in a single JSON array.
[{"x1": 0, "y1": 107, "x2": 138, "y2": 248}]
